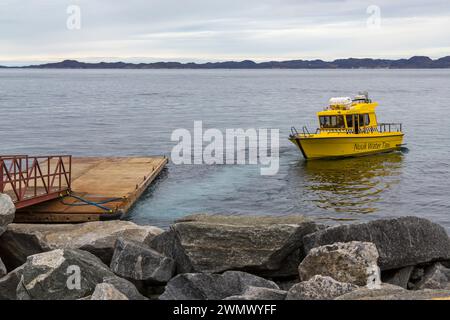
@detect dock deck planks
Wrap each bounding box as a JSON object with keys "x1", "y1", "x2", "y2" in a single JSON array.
[{"x1": 14, "y1": 156, "x2": 168, "y2": 223}]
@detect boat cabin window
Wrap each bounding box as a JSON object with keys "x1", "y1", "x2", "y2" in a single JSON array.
[
  {"x1": 346, "y1": 115, "x2": 353, "y2": 128},
  {"x1": 359, "y1": 114, "x2": 370, "y2": 126},
  {"x1": 345, "y1": 114, "x2": 370, "y2": 130},
  {"x1": 319, "y1": 115, "x2": 345, "y2": 129}
]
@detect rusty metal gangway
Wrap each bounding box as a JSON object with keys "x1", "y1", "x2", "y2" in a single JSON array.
[{"x1": 0, "y1": 155, "x2": 71, "y2": 209}]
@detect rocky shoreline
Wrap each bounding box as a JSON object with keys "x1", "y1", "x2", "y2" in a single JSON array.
[{"x1": 2, "y1": 193, "x2": 450, "y2": 300}]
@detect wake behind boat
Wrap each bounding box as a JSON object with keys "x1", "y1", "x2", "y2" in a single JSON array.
[{"x1": 289, "y1": 92, "x2": 404, "y2": 160}]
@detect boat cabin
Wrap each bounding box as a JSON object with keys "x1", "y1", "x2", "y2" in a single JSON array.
[{"x1": 317, "y1": 94, "x2": 378, "y2": 134}]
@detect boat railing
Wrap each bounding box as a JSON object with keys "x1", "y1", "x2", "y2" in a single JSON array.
[
  {"x1": 302, "y1": 126, "x2": 311, "y2": 136},
  {"x1": 317, "y1": 128, "x2": 352, "y2": 134},
  {"x1": 318, "y1": 124, "x2": 402, "y2": 134},
  {"x1": 377, "y1": 123, "x2": 402, "y2": 133},
  {"x1": 291, "y1": 123, "x2": 402, "y2": 137},
  {"x1": 290, "y1": 126, "x2": 299, "y2": 137},
  {"x1": 290, "y1": 126, "x2": 315, "y2": 138}
]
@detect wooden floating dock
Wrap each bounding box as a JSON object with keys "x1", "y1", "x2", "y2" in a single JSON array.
[{"x1": 14, "y1": 156, "x2": 168, "y2": 223}]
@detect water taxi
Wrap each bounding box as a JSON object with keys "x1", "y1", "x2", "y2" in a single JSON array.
[{"x1": 289, "y1": 92, "x2": 404, "y2": 160}]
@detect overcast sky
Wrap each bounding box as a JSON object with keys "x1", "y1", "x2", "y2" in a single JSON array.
[{"x1": 1, "y1": 0, "x2": 449, "y2": 65}]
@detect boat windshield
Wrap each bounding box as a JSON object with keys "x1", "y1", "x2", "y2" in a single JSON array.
[{"x1": 319, "y1": 115, "x2": 345, "y2": 128}]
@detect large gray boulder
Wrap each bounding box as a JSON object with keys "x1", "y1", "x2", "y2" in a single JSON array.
[
  {"x1": 225, "y1": 286, "x2": 287, "y2": 300},
  {"x1": 110, "y1": 238, "x2": 175, "y2": 284},
  {"x1": 159, "y1": 271, "x2": 279, "y2": 300},
  {"x1": 0, "y1": 265, "x2": 24, "y2": 300},
  {"x1": 91, "y1": 283, "x2": 129, "y2": 300},
  {"x1": 0, "y1": 221, "x2": 163, "y2": 269},
  {"x1": 303, "y1": 217, "x2": 450, "y2": 270},
  {"x1": 0, "y1": 193, "x2": 15, "y2": 236},
  {"x1": 286, "y1": 275, "x2": 358, "y2": 300},
  {"x1": 16, "y1": 249, "x2": 117, "y2": 300},
  {"x1": 298, "y1": 241, "x2": 380, "y2": 286},
  {"x1": 150, "y1": 214, "x2": 321, "y2": 277}
]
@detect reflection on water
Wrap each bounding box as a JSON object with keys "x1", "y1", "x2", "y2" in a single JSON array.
[{"x1": 290, "y1": 152, "x2": 404, "y2": 215}]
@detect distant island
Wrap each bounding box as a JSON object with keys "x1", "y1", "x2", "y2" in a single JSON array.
[{"x1": 2, "y1": 56, "x2": 450, "y2": 69}]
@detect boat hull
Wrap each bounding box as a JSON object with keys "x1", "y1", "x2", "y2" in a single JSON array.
[{"x1": 290, "y1": 133, "x2": 404, "y2": 160}]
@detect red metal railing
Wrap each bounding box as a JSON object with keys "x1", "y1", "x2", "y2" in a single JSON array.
[{"x1": 0, "y1": 155, "x2": 71, "y2": 209}]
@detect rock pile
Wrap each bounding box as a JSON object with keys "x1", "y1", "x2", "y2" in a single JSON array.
[
  {"x1": 0, "y1": 219, "x2": 163, "y2": 270},
  {"x1": 1, "y1": 204, "x2": 450, "y2": 300}
]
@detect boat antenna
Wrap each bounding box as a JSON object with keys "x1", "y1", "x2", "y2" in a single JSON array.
[{"x1": 359, "y1": 91, "x2": 369, "y2": 100}]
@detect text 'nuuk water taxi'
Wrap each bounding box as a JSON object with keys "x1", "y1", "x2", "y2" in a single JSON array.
[{"x1": 289, "y1": 92, "x2": 404, "y2": 160}]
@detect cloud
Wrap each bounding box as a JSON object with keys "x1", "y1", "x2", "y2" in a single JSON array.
[{"x1": 0, "y1": 0, "x2": 449, "y2": 65}]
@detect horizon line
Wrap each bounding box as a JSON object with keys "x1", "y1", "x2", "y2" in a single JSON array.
[{"x1": 1, "y1": 55, "x2": 450, "y2": 69}]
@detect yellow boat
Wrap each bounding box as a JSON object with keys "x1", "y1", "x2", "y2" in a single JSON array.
[{"x1": 289, "y1": 92, "x2": 404, "y2": 160}]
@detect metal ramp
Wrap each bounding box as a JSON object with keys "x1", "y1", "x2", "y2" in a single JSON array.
[{"x1": 0, "y1": 155, "x2": 71, "y2": 209}]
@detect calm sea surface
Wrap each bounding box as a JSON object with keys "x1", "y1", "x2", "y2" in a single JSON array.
[{"x1": 1, "y1": 69, "x2": 450, "y2": 231}]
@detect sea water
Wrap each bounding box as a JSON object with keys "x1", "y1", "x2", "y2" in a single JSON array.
[{"x1": 1, "y1": 69, "x2": 449, "y2": 230}]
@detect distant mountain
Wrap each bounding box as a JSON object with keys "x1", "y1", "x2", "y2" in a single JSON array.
[{"x1": 6, "y1": 56, "x2": 450, "y2": 69}]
